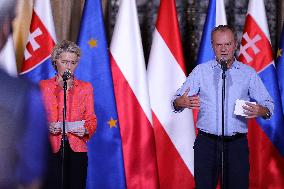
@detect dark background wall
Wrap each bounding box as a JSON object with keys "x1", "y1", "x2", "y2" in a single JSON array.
[
  {"x1": 107, "y1": 0, "x2": 281, "y2": 72},
  {"x1": 14, "y1": 0, "x2": 283, "y2": 73}
]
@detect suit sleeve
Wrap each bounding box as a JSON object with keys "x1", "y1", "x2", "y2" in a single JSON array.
[{"x1": 16, "y1": 85, "x2": 51, "y2": 184}]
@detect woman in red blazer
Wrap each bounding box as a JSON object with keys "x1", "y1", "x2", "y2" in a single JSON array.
[{"x1": 40, "y1": 40, "x2": 97, "y2": 189}]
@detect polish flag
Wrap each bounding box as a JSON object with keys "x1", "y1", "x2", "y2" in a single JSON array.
[
  {"x1": 109, "y1": 0, "x2": 159, "y2": 188},
  {"x1": 20, "y1": 0, "x2": 56, "y2": 83},
  {"x1": 147, "y1": 0, "x2": 195, "y2": 188},
  {"x1": 238, "y1": 0, "x2": 284, "y2": 188}
]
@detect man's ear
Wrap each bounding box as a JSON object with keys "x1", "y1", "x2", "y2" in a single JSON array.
[{"x1": 235, "y1": 41, "x2": 239, "y2": 51}]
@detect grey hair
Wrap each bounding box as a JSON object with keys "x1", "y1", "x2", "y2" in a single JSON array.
[{"x1": 211, "y1": 25, "x2": 238, "y2": 43}]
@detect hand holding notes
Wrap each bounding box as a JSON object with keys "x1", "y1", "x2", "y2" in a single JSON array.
[
  {"x1": 234, "y1": 99, "x2": 269, "y2": 119},
  {"x1": 49, "y1": 120, "x2": 86, "y2": 137}
]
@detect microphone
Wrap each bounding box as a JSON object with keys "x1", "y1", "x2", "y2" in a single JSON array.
[
  {"x1": 219, "y1": 57, "x2": 227, "y2": 71},
  {"x1": 62, "y1": 70, "x2": 72, "y2": 81}
]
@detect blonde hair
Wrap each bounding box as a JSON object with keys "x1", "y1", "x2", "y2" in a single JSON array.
[{"x1": 51, "y1": 40, "x2": 81, "y2": 71}]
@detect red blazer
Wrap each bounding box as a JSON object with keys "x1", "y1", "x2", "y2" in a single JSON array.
[{"x1": 40, "y1": 77, "x2": 97, "y2": 153}]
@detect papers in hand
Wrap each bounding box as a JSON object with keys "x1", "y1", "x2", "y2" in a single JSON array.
[
  {"x1": 54, "y1": 120, "x2": 85, "y2": 133},
  {"x1": 234, "y1": 99, "x2": 256, "y2": 116}
]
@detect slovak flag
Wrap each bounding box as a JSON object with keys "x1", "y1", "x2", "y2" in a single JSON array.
[
  {"x1": 20, "y1": 0, "x2": 56, "y2": 82},
  {"x1": 238, "y1": 0, "x2": 284, "y2": 187},
  {"x1": 110, "y1": 0, "x2": 159, "y2": 188},
  {"x1": 147, "y1": 0, "x2": 195, "y2": 188}
]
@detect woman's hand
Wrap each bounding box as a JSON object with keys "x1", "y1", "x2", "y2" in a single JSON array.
[
  {"x1": 49, "y1": 122, "x2": 62, "y2": 134},
  {"x1": 69, "y1": 127, "x2": 87, "y2": 138}
]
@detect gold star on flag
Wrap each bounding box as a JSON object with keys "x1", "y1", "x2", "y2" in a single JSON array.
[
  {"x1": 277, "y1": 48, "x2": 282, "y2": 58},
  {"x1": 88, "y1": 39, "x2": 97, "y2": 48},
  {"x1": 107, "y1": 117, "x2": 118, "y2": 128}
]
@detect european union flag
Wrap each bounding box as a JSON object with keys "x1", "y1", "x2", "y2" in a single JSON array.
[
  {"x1": 76, "y1": 0, "x2": 126, "y2": 188},
  {"x1": 276, "y1": 23, "x2": 284, "y2": 113},
  {"x1": 196, "y1": 0, "x2": 227, "y2": 65}
]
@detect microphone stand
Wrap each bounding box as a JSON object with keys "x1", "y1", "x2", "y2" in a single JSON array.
[
  {"x1": 61, "y1": 78, "x2": 68, "y2": 189},
  {"x1": 221, "y1": 62, "x2": 227, "y2": 189}
]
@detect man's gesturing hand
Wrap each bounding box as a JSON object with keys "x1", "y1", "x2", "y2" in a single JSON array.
[{"x1": 174, "y1": 88, "x2": 200, "y2": 110}]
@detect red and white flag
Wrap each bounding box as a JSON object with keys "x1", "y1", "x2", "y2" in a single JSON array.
[
  {"x1": 239, "y1": 0, "x2": 284, "y2": 188},
  {"x1": 147, "y1": 0, "x2": 195, "y2": 188},
  {"x1": 110, "y1": 0, "x2": 159, "y2": 188},
  {"x1": 0, "y1": 35, "x2": 17, "y2": 76},
  {"x1": 20, "y1": 0, "x2": 56, "y2": 83}
]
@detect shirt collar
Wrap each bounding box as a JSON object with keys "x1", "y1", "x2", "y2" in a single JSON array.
[{"x1": 211, "y1": 58, "x2": 241, "y2": 70}]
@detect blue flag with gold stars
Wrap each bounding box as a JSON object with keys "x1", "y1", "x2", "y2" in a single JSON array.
[
  {"x1": 276, "y1": 23, "x2": 284, "y2": 113},
  {"x1": 76, "y1": 0, "x2": 126, "y2": 188}
]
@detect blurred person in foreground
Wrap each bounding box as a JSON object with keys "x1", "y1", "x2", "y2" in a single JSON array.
[
  {"x1": 39, "y1": 40, "x2": 97, "y2": 189},
  {"x1": 173, "y1": 25, "x2": 273, "y2": 189},
  {"x1": 0, "y1": 0, "x2": 50, "y2": 188}
]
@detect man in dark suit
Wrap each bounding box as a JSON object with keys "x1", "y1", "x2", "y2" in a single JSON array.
[{"x1": 0, "y1": 0, "x2": 50, "y2": 188}]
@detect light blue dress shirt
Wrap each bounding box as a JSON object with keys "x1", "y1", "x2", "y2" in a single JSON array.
[{"x1": 173, "y1": 59, "x2": 274, "y2": 136}]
